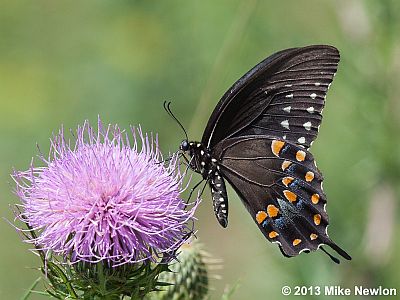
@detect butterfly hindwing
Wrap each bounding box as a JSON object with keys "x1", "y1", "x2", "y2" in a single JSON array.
[{"x1": 213, "y1": 136, "x2": 350, "y2": 259}]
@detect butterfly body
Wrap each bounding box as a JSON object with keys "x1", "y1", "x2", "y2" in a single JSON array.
[
  {"x1": 178, "y1": 45, "x2": 351, "y2": 262},
  {"x1": 180, "y1": 140, "x2": 229, "y2": 227}
]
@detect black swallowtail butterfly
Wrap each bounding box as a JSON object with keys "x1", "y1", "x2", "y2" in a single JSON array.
[{"x1": 168, "y1": 45, "x2": 351, "y2": 263}]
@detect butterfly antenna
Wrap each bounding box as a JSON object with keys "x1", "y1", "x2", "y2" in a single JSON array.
[{"x1": 163, "y1": 101, "x2": 189, "y2": 141}]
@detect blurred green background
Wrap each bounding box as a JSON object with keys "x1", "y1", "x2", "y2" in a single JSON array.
[{"x1": 1, "y1": 0, "x2": 399, "y2": 299}]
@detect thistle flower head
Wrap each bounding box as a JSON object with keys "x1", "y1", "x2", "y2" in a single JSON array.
[{"x1": 13, "y1": 119, "x2": 198, "y2": 266}]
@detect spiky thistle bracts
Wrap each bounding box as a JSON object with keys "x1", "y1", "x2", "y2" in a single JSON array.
[
  {"x1": 147, "y1": 241, "x2": 214, "y2": 300},
  {"x1": 13, "y1": 119, "x2": 199, "y2": 266}
]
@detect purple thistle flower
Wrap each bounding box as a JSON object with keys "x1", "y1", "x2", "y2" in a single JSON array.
[{"x1": 13, "y1": 119, "x2": 198, "y2": 266}]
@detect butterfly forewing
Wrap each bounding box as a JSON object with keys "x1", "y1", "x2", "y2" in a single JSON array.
[{"x1": 202, "y1": 45, "x2": 339, "y2": 149}]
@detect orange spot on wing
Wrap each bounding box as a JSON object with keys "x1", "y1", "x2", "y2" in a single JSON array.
[
  {"x1": 256, "y1": 211, "x2": 267, "y2": 224},
  {"x1": 311, "y1": 194, "x2": 320, "y2": 204},
  {"x1": 314, "y1": 214, "x2": 321, "y2": 225},
  {"x1": 267, "y1": 204, "x2": 279, "y2": 218},
  {"x1": 296, "y1": 150, "x2": 306, "y2": 162},
  {"x1": 305, "y1": 171, "x2": 314, "y2": 182},
  {"x1": 269, "y1": 231, "x2": 279, "y2": 238},
  {"x1": 293, "y1": 239, "x2": 302, "y2": 246},
  {"x1": 271, "y1": 140, "x2": 285, "y2": 157},
  {"x1": 282, "y1": 177, "x2": 294, "y2": 187},
  {"x1": 281, "y1": 160, "x2": 292, "y2": 171},
  {"x1": 310, "y1": 233, "x2": 318, "y2": 240},
  {"x1": 283, "y1": 190, "x2": 297, "y2": 203}
]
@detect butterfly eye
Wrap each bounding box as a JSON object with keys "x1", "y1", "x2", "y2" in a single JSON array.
[{"x1": 180, "y1": 140, "x2": 189, "y2": 151}]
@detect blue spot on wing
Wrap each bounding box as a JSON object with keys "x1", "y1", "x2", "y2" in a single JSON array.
[
  {"x1": 296, "y1": 199, "x2": 307, "y2": 210},
  {"x1": 287, "y1": 163, "x2": 296, "y2": 174},
  {"x1": 274, "y1": 217, "x2": 286, "y2": 229},
  {"x1": 281, "y1": 144, "x2": 290, "y2": 154}
]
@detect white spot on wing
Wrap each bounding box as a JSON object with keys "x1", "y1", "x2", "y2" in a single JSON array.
[
  {"x1": 200, "y1": 150, "x2": 204, "y2": 155},
  {"x1": 286, "y1": 93, "x2": 294, "y2": 98},
  {"x1": 306, "y1": 106, "x2": 315, "y2": 114},
  {"x1": 283, "y1": 106, "x2": 291, "y2": 113},
  {"x1": 315, "y1": 82, "x2": 321, "y2": 86},
  {"x1": 284, "y1": 84, "x2": 292, "y2": 87},
  {"x1": 281, "y1": 120, "x2": 289, "y2": 129},
  {"x1": 298, "y1": 137, "x2": 306, "y2": 144},
  {"x1": 303, "y1": 121, "x2": 312, "y2": 131},
  {"x1": 282, "y1": 135, "x2": 287, "y2": 140},
  {"x1": 310, "y1": 93, "x2": 317, "y2": 99}
]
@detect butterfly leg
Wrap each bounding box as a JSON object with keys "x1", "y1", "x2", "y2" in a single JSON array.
[
  {"x1": 186, "y1": 178, "x2": 208, "y2": 203},
  {"x1": 209, "y1": 172, "x2": 229, "y2": 228}
]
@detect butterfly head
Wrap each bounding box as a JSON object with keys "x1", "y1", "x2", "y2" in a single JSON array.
[{"x1": 179, "y1": 139, "x2": 190, "y2": 152}]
